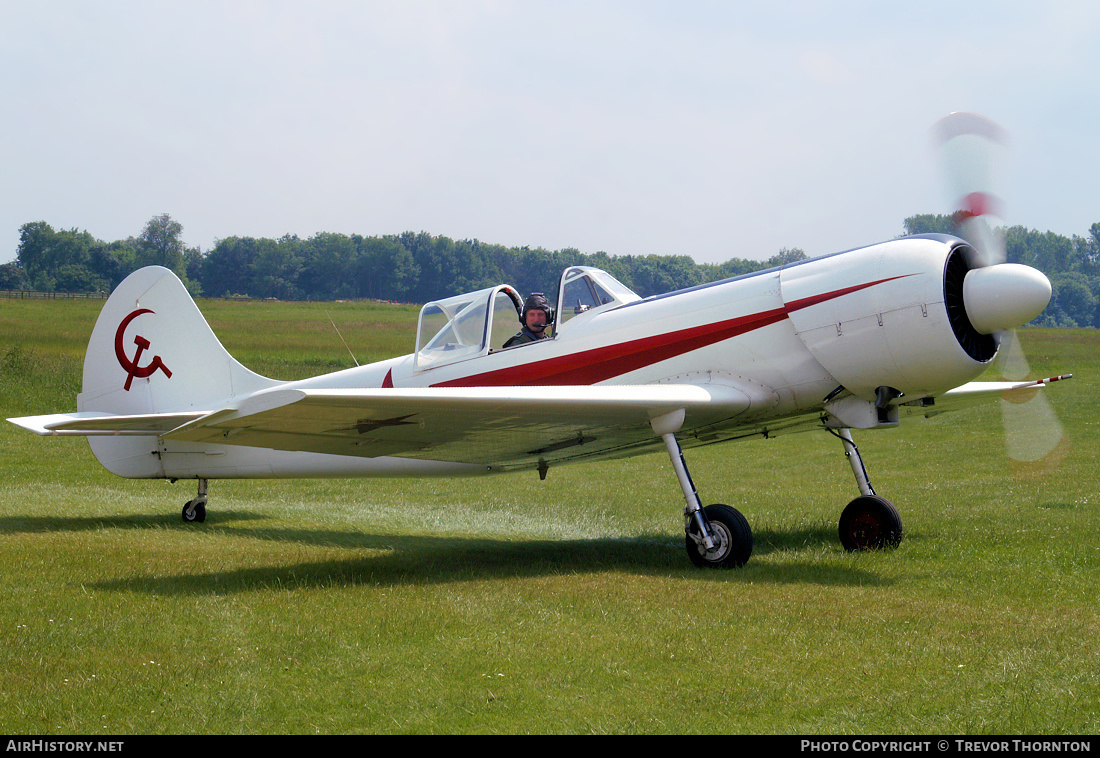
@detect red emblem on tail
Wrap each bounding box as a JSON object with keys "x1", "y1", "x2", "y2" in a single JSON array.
[{"x1": 115, "y1": 309, "x2": 172, "y2": 391}]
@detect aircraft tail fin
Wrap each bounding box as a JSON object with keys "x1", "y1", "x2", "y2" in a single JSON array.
[
  {"x1": 80, "y1": 266, "x2": 277, "y2": 417},
  {"x1": 75, "y1": 266, "x2": 278, "y2": 477}
]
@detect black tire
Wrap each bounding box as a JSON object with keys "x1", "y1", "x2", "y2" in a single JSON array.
[
  {"x1": 839, "y1": 495, "x2": 902, "y2": 551},
  {"x1": 182, "y1": 499, "x2": 207, "y2": 523},
  {"x1": 686, "y1": 503, "x2": 753, "y2": 569}
]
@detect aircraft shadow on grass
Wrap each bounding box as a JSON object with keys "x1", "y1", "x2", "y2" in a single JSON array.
[{"x1": 1, "y1": 510, "x2": 890, "y2": 594}]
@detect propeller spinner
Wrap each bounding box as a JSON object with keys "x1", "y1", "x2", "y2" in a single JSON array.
[{"x1": 962, "y1": 262, "x2": 1051, "y2": 335}]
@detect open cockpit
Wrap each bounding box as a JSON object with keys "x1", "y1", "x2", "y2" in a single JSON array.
[{"x1": 413, "y1": 266, "x2": 641, "y2": 370}]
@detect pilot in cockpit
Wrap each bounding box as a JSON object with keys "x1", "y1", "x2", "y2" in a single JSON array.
[{"x1": 503, "y1": 293, "x2": 554, "y2": 348}]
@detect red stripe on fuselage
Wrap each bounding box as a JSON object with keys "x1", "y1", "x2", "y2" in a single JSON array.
[
  {"x1": 782, "y1": 275, "x2": 912, "y2": 314},
  {"x1": 432, "y1": 275, "x2": 912, "y2": 388}
]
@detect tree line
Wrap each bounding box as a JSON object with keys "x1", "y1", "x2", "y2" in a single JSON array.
[
  {"x1": 4, "y1": 213, "x2": 1100, "y2": 327},
  {"x1": 0, "y1": 213, "x2": 808, "y2": 303}
]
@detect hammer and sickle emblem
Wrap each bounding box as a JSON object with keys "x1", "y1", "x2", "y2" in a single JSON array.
[{"x1": 114, "y1": 309, "x2": 173, "y2": 391}]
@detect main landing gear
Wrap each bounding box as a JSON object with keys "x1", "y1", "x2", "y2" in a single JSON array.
[
  {"x1": 832, "y1": 429, "x2": 903, "y2": 551},
  {"x1": 660, "y1": 421, "x2": 902, "y2": 568},
  {"x1": 659, "y1": 429, "x2": 753, "y2": 569},
  {"x1": 182, "y1": 478, "x2": 208, "y2": 523}
]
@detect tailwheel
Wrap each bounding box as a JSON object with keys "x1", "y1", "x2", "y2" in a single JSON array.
[
  {"x1": 839, "y1": 495, "x2": 902, "y2": 551},
  {"x1": 686, "y1": 503, "x2": 753, "y2": 569},
  {"x1": 182, "y1": 479, "x2": 209, "y2": 523},
  {"x1": 182, "y1": 497, "x2": 207, "y2": 523}
]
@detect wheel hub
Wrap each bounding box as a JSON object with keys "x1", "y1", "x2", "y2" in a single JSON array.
[{"x1": 849, "y1": 513, "x2": 881, "y2": 548}]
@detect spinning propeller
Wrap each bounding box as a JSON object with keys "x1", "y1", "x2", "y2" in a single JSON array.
[{"x1": 934, "y1": 112, "x2": 1070, "y2": 477}]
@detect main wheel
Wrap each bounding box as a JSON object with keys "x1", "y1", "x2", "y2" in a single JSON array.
[
  {"x1": 182, "y1": 499, "x2": 207, "y2": 523},
  {"x1": 839, "y1": 495, "x2": 902, "y2": 551},
  {"x1": 686, "y1": 503, "x2": 753, "y2": 568}
]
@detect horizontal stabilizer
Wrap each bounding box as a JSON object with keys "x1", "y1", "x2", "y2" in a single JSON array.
[{"x1": 8, "y1": 410, "x2": 212, "y2": 436}]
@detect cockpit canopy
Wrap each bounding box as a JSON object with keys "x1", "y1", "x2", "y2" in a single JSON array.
[
  {"x1": 555, "y1": 266, "x2": 641, "y2": 331},
  {"x1": 415, "y1": 285, "x2": 524, "y2": 369},
  {"x1": 414, "y1": 267, "x2": 640, "y2": 371}
]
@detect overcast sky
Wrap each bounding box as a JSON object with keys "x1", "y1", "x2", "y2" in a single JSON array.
[{"x1": 2, "y1": 1, "x2": 1097, "y2": 266}]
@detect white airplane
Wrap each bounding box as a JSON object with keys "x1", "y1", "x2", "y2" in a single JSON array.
[{"x1": 8, "y1": 114, "x2": 1070, "y2": 569}]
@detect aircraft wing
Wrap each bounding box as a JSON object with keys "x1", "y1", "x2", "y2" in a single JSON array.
[
  {"x1": 900, "y1": 375, "x2": 1072, "y2": 419},
  {"x1": 159, "y1": 383, "x2": 755, "y2": 469}
]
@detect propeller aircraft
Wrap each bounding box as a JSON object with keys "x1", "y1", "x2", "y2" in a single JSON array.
[{"x1": 8, "y1": 113, "x2": 1071, "y2": 568}]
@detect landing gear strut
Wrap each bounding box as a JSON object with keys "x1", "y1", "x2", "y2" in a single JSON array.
[
  {"x1": 832, "y1": 429, "x2": 902, "y2": 551},
  {"x1": 182, "y1": 478, "x2": 208, "y2": 523}
]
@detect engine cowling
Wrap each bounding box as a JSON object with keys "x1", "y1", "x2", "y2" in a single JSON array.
[{"x1": 780, "y1": 235, "x2": 1049, "y2": 409}]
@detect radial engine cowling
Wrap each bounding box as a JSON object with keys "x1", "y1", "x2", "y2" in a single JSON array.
[{"x1": 780, "y1": 235, "x2": 1050, "y2": 409}]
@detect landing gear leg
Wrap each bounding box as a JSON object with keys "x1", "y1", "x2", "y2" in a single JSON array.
[
  {"x1": 660, "y1": 432, "x2": 752, "y2": 568},
  {"x1": 836, "y1": 427, "x2": 875, "y2": 498},
  {"x1": 832, "y1": 429, "x2": 902, "y2": 551},
  {"x1": 182, "y1": 478, "x2": 208, "y2": 523}
]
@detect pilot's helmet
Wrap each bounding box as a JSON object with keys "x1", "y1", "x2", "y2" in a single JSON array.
[{"x1": 521, "y1": 293, "x2": 554, "y2": 325}]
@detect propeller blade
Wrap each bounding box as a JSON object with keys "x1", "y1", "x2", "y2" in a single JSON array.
[
  {"x1": 998, "y1": 334, "x2": 1071, "y2": 478},
  {"x1": 934, "y1": 113, "x2": 1068, "y2": 477},
  {"x1": 934, "y1": 111, "x2": 1009, "y2": 266}
]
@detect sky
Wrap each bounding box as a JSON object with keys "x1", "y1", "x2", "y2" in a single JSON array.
[{"x1": 2, "y1": 0, "x2": 1098, "y2": 267}]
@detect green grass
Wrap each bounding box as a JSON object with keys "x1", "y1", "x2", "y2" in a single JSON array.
[{"x1": 1, "y1": 296, "x2": 1097, "y2": 734}]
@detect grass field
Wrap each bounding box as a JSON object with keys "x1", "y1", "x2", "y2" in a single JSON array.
[{"x1": 1, "y1": 295, "x2": 1097, "y2": 734}]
